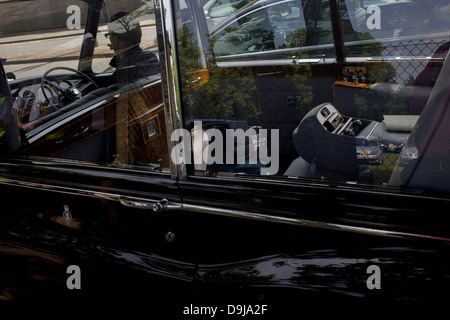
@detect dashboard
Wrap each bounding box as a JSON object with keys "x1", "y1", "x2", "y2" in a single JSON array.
[{"x1": 10, "y1": 77, "x2": 88, "y2": 130}]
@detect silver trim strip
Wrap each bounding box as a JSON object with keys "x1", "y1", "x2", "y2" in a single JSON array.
[
  {"x1": 180, "y1": 203, "x2": 450, "y2": 243},
  {"x1": 217, "y1": 58, "x2": 329, "y2": 68},
  {"x1": 365, "y1": 121, "x2": 379, "y2": 140},
  {"x1": 0, "y1": 176, "x2": 121, "y2": 201}
]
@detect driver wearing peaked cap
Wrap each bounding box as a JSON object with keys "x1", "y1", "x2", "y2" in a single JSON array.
[{"x1": 105, "y1": 12, "x2": 160, "y2": 85}]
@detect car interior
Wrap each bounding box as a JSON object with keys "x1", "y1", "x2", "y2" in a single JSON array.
[
  {"x1": 1, "y1": 1, "x2": 169, "y2": 171},
  {"x1": 176, "y1": 0, "x2": 449, "y2": 193},
  {"x1": 0, "y1": 0, "x2": 448, "y2": 194}
]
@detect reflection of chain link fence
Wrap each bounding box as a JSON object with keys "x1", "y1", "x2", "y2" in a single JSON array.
[
  {"x1": 361, "y1": 38, "x2": 448, "y2": 184},
  {"x1": 382, "y1": 39, "x2": 448, "y2": 84}
]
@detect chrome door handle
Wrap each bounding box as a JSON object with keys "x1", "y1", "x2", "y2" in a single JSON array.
[
  {"x1": 119, "y1": 197, "x2": 182, "y2": 212},
  {"x1": 186, "y1": 76, "x2": 202, "y2": 84},
  {"x1": 152, "y1": 199, "x2": 183, "y2": 212},
  {"x1": 119, "y1": 197, "x2": 155, "y2": 210}
]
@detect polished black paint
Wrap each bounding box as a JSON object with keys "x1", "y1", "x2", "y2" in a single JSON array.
[
  {"x1": 1, "y1": 160, "x2": 450, "y2": 306},
  {"x1": 0, "y1": 0, "x2": 449, "y2": 312}
]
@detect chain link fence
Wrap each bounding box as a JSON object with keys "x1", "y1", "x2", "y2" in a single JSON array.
[{"x1": 360, "y1": 38, "x2": 448, "y2": 185}]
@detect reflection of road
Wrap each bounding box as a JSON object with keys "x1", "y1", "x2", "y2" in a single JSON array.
[
  {"x1": 0, "y1": 21, "x2": 157, "y2": 79},
  {"x1": 1, "y1": 32, "x2": 83, "y2": 78}
]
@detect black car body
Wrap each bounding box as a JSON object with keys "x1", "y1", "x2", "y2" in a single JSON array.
[{"x1": 0, "y1": 0, "x2": 449, "y2": 313}]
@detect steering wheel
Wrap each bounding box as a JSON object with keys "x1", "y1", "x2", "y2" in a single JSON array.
[{"x1": 41, "y1": 67, "x2": 98, "y2": 109}]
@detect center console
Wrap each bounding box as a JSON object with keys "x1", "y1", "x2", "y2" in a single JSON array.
[
  {"x1": 317, "y1": 104, "x2": 364, "y2": 137},
  {"x1": 293, "y1": 103, "x2": 377, "y2": 179}
]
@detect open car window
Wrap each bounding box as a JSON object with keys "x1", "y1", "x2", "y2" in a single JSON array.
[
  {"x1": 0, "y1": 0, "x2": 169, "y2": 173},
  {"x1": 173, "y1": 0, "x2": 450, "y2": 194}
]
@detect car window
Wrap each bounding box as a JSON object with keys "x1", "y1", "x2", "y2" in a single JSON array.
[
  {"x1": 171, "y1": 0, "x2": 450, "y2": 194},
  {"x1": 92, "y1": 2, "x2": 157, "y2": 74},
  {"x1": 0, "y1": 0, "x2": 169, "y2": 173}
]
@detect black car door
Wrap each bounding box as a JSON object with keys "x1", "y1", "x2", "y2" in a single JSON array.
[
  {"x1": 0, "y1": 74, "x2": 199, "y2": 305},
  {"x1": 158, "y1": 0, "x2": 450, "y2": 311},
  {"x1": 0, "y1": 1, "x2": 195, "y2": 305}
]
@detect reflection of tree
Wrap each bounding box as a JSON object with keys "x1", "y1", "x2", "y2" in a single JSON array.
[
  {"x1": 354, "y1": 32, "x2": 385, "y2": 56},
  {"x1": 282, "y1": 28, "x2": 313, "y2": 117},
  {"x1": 178, "y1": 24, "x2": 261, "y2": 125},
  {"x1": 352, "y1": 61, "x2": 408, "y2": 121},
  {"x1": 285, "y1": 28, "x2": 307, "y2": 50},
  {"x1": 186, "y1": 68, "x2": 261, "y2": 125},
  {"x1": 355, "y1": 90, "x2": 408, "y2": 121},
  {"x1": 178, "y1": 25, "x2": 202, "y2": 73},
  {"x1": 176, "y1": 20, "x2": 317, "y2": 168}
]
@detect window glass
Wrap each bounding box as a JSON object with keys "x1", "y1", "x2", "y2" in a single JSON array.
[
  {"x1": 0, "y1": 0, "x2": 169, "y2": 173},
  {"x1": 92, "y1": 3, "x2": 158, "y2": 74},
  {"x1": 211, "y1": 0, "x2": 337, "y2": 58},
  {"x1": 212, "y1": 0, "x2": 307, "y2": 56},
  {"x1": 341, "y1": 0, "x2": 450, "y2": 57},
  {"x1": 173, "y1": 0, "x2": 450, "y2": 194},
  {"x1": 0, "y1": 0, "x2": 88, "y2": 80},
  {"x1": 337, "y1": 0, "x2": 450, "y2": 192},
  {"x1": 206, "y1": 0, "x2": 254, "y2": 28}
]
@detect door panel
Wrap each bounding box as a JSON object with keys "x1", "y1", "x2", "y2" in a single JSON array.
[
  {"x1": 177, "y1": 175, "x2": 450, "y2": 305},
  {"x1": 0, "y1": 160, "x2": 197, "y2": 302}
]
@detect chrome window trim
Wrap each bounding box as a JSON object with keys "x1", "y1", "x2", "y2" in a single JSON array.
[
  {"x1": 216, "y1": 58, "x2": 330, "y2": 68},
  {"x1": 154, "y1": 0, "x2": 186, "y2": 179},
  {"x1": 180, "y1": 202, "x2": 450, "y2": 243},
  {"x1": 212, "y1": 32, "x2": 450, "y2": 62}
]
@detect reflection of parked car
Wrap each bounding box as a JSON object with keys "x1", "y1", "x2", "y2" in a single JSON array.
[
  {"x1": 397, "y1": 143, "x2": 419, "y2": 168},
  {"x1": 204, "y1": 0, "x2": 254, "y2": 28},
  {"x1": 379, "y1": 137, "x2": 404, "y2": 153},
  {"x1": 211, "y1": 0, "x2": 306, "y2": 55},
  {"x1": 356, "y1": 137, "x2": 382, "y2": 165}
]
